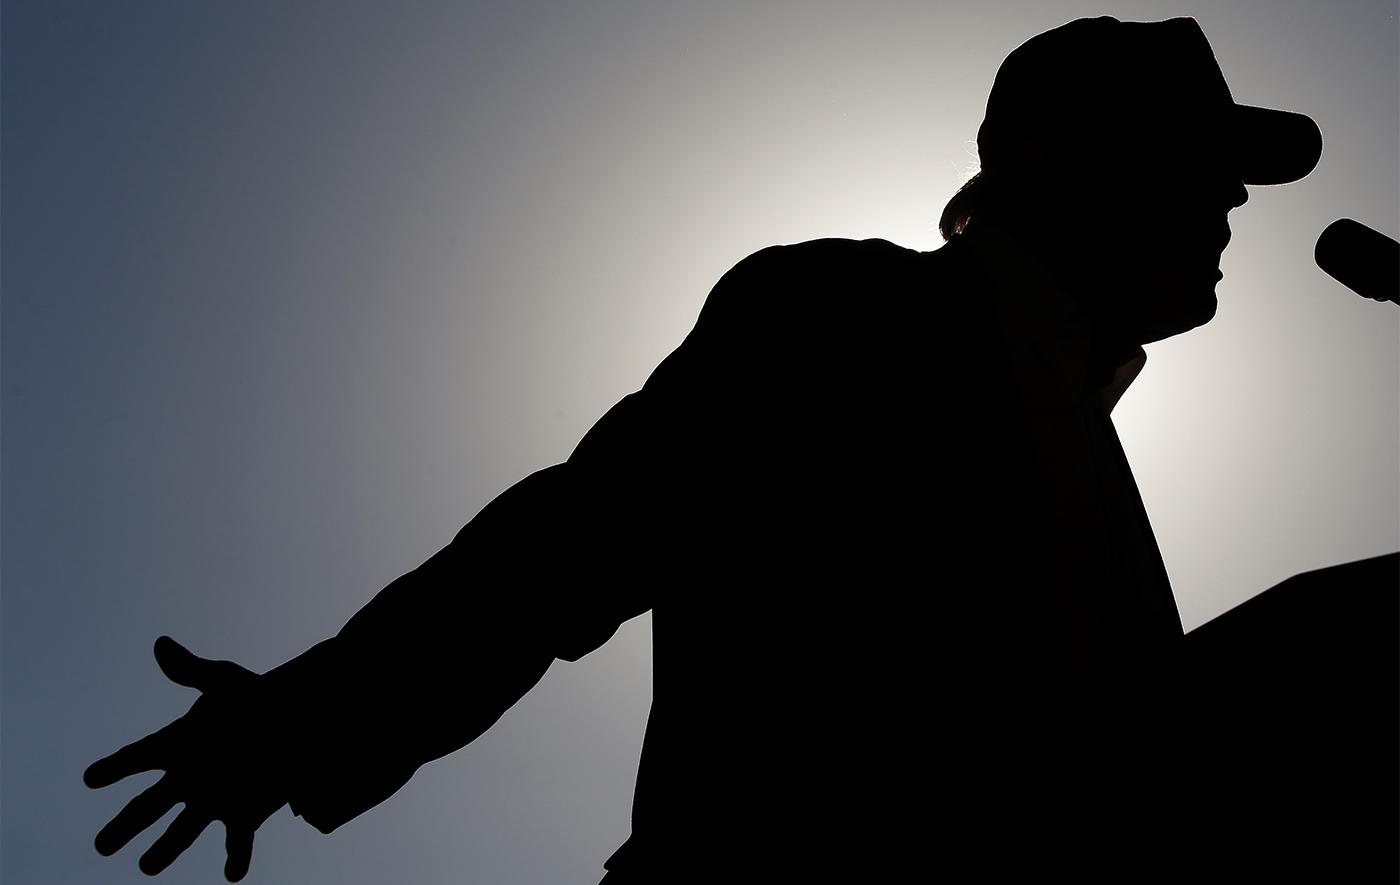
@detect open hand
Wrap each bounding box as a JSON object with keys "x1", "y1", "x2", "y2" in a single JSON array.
[{"x1": 85, "y1": 637, "x2": 290, "y2": 881}]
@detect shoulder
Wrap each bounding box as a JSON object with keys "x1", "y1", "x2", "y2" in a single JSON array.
[
  {"x1": 695, "y1": 238, "x2": 929, "y2": 332},
  {"x1": 635, "y1": 234, "x2": 992, "y2": 410},
  {"x1": 721, "y1": 237, "x2": 922, "y2": 285}
]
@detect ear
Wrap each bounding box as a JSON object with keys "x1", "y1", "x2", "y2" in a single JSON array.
[
  {"x1": 1008, "y1": 134, "x2": 1054, "y2": 181},
  {"x1": 995, "y1": 135, "x2": 1067, "y2": 221}
]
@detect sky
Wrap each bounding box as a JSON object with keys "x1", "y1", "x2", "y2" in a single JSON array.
[{"x1": 3, "y1": 2, "x2": 1396, "y2": 883}]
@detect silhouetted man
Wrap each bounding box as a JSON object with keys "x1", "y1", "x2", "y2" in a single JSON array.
[{"x1": 86, "y1": 16, "x2": 1393, "y2": 883}]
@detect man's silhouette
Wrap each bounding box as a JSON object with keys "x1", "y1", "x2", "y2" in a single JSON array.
[{"x1": 85, "y1": 16, "x2": 1394, "y2": 882}]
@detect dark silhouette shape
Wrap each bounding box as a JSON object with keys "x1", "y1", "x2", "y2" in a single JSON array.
[
  {"x1": 86, "y1": 16, "x2": 1395, "y2": 883},
  {"x1": 1178, "y1": 553, "x2": 1399, "y2": 881},
  {"x1": 1316, "y1": 218, "x2": 1400, "y2": 304}
]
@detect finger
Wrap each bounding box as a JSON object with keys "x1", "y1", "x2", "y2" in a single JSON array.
[
  {"x1": 154, "y1": 636, "x2": 253, "y2": 693},
  {"x1": 84, "y1": 720, "x2": 179, "y2": 789},
  {"x1": 223, "y1": 822, "x2": 255, "y2": 882},
  {"x1": 94, "y1": 775, "x2": 179, "y2": 856},
  {"x1": 139, "y1": 805, "x2": 212, "y2": 876}
]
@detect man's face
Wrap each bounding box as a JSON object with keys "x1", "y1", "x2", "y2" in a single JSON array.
[{"x1": 1082, "y1": 144, "x2": 1250, "y2": 345}]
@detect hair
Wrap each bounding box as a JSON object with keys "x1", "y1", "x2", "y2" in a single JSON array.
[{"x1": 939, "y1": 171, "x2": 991, "y2": 241}]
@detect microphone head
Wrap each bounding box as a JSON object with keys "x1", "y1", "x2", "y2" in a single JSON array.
[{"x1": 1315, "y1": 218, "x2": 1399, "y2": 305}]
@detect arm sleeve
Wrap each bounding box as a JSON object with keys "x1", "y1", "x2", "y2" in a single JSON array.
[
  {"x1": 275, "y1": 414, "x2": 662, "y2": 832},
  {"x1": 272, "y1": 247, "x2": 792, "y2": 833}
]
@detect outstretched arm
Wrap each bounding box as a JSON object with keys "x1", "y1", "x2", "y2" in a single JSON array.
[
  {"x1": 284, "y1": 447, "x2": 659, "y2": 833},
  {"x1": 84, "y1": 243, "x2": 793, "y2": 879},
  {"x1": 85, "y1": 399, "x2": 661, "y2": 879}
]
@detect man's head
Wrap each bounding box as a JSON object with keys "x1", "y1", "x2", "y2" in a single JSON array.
[{"x1": 944, "y1": 17, "x2": 1322, "y2": 345}]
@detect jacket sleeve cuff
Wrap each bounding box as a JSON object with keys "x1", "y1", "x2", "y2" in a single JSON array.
[{"x1": 264, "y1": 638, "x2": 430, "y2": 834}]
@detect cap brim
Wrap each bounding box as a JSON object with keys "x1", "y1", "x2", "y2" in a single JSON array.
[{"x1": 1234, "y1": 104, "x2": 1322, "y2": 186}]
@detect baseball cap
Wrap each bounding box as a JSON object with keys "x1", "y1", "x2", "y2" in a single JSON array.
[{"x1": 977, "y1": 17, "x2": 1322, "y2": 187}]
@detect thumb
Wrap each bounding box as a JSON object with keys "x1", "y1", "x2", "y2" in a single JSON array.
[{"x1": 154, "y1": 636, "x2": 254, "y2": 693}]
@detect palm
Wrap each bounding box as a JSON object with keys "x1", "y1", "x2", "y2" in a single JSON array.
[{"x1": 85, "y1": 636, "x2": 288, "y2": 881}]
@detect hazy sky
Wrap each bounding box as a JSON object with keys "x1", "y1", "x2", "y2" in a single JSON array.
[{"x1": 4, "y1": 2, "x2": 1396, "y2": 883}]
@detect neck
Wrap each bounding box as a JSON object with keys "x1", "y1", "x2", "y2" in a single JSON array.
[{"x1": 974, "y1": 214, "x2": 1144, "y2": 355}]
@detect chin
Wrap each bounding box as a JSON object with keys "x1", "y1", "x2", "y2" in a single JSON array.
[{"x1": 1139, "y1": 292, "x2": 1219, "y2": 344}]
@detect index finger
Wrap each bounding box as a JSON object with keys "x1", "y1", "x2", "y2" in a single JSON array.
[{"x1": 83, "y1": 720, "x2": 179, "y2": 789}]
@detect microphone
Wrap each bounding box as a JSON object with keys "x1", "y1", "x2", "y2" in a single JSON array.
[{"x1": 1314, "y1": 219, "x2": 1398, "y2": 305}]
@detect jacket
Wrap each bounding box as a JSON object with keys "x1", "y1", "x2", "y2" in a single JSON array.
[{"x1": 274, "y1": 232, "x2": 1186, "y2": 880}]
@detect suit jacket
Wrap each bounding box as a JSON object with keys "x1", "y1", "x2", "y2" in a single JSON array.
[{"x1": 275, "y1": 233, "x2": 1187, "y2": 881}]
